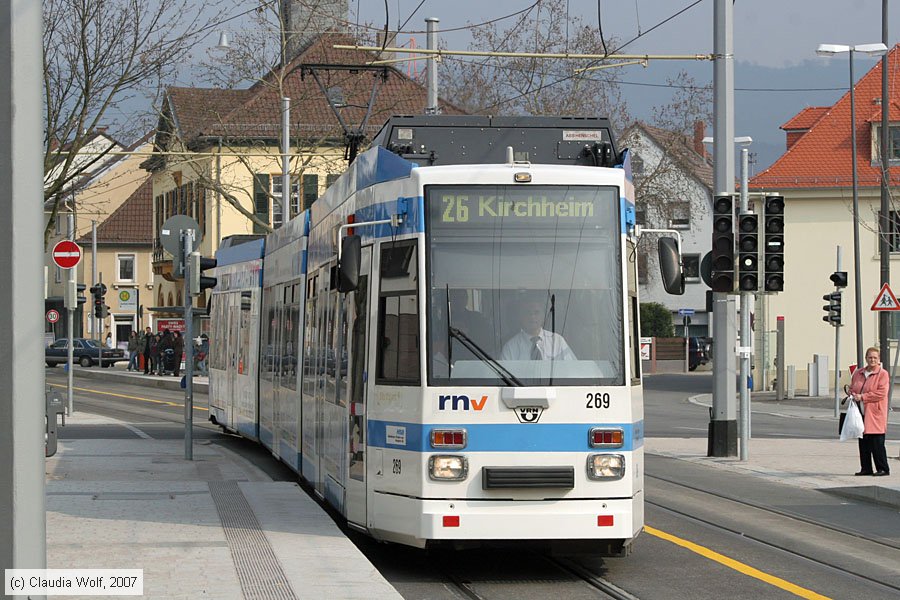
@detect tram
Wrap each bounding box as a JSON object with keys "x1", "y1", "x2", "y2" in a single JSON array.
[{"x1": 208, "y1": 115, "x2": 684, "y2": 554}]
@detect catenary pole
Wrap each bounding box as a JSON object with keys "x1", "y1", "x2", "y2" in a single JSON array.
[
  {"x1": 850, "y1": 50, "x2": 864, "y2": 369},
  {"x1": 711, "y1": 0, "x2": 737, "y2": 457},
  {"x1": 879, "y1": 0, "x2": 890, "y2": 371},
  {"x1": 0, "y1": 0, "x2": 47, "y2": 574},
  {"x1": 426, "y1": 17, "x2": 439, "y2": 114}
]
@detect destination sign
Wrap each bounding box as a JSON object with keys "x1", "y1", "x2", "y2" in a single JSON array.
[{"x1": 428, "y1": 185, "x2": 615, "y2": 229}]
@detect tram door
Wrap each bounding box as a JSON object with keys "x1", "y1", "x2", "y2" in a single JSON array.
[{"x1": 345, "y1": 246, "x2": 371, "y2": 526}]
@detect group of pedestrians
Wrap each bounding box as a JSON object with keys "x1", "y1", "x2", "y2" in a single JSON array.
[{"x1": 125, "y1": 327, "x2": 209, "y2": 377}]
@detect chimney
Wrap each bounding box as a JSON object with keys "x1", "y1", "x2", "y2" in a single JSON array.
[
  {"x1": 693, "y1": 120, "x2": 706, "y2": 157},
  {"x1": 282, "y1": 0, "x2": 350, "y2": 62}
]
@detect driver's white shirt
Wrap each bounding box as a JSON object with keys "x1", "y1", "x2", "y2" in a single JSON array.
[{"x1": 500, "y1": 329, "x2": 576, "y2": 361}]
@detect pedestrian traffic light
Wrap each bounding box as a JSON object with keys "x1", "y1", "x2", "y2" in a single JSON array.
[
  {"x1": 189, "y1": 252, "x2": 217, "y2": 296},
  {"x1": 737, "y1": 213, "x2": 759, "y2": 291},
  {"x1": 710, "y1": 194, "x2": 735, "y2": 292},
  {"x1": 830, "y1": 271, "x2": 848, "y2": 288},
  {"x1": 823, "y1": 291, "x2": 842, "y2": 326},
  {"x1": 763, "y1": 195, "x2": 785, "y2": 292},
  {"x1": 90, "y1": 283, "x2": 107, "y2": 318}
]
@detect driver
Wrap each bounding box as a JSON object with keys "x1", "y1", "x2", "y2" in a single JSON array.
[{"x1": 500, "y1": 297, "x2": 575, "y2": 361}]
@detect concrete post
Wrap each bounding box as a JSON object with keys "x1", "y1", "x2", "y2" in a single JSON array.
[
  {"x1": 710, "y1": 0, "x2": 737, "y2": 457},
  {"x1": 0, "y1": 0, "x2": 47, "y2": 574}
]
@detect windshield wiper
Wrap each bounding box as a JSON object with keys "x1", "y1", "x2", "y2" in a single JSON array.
[{"x1": 449, "y1": 326, "x2": 522, "y2": 387}]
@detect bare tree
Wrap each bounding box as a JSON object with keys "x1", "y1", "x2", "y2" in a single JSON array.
[
  {"x1": 42, "y1": 0, "x2": 219, "y2": 246},
  {"x1": 441, "y1": 0, "x2": 630, "y2": 126}
]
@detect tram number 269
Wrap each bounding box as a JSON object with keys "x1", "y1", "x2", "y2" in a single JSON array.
[{"x1": 585, "y1": 392, "x2": 611, "y2": 409}]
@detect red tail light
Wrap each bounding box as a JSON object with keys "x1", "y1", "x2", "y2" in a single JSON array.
[
  {"x1": 430, "y1": 429, "x2": 467, "y2": 448},
  {"x1": 589, "y1": 428, "x2": 624, "y2": 448},
  {"x1": 597, "y1": 515, "x2": 614, "y2": 527}
]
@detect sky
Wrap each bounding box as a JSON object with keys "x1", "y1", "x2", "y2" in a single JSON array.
[{"x1": 344, "y1": 0, "x2": 900, "y2": 171}]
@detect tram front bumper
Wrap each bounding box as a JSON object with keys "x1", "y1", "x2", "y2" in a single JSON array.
[{"x1": 369, "y1": 493, "x2": 642, "y2": 547}]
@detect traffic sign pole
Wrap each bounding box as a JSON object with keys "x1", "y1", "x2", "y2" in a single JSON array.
[
  {"x1": 183, "y1": 229, "x2": 194, "y2": 461},
  {"x1": 67, "y1": 214, "x2": 76, "y2": 415}
]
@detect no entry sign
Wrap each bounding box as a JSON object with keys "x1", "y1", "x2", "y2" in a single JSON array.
[{"x1": 52, "y1": 240, "x2": 82, "y2": 269}]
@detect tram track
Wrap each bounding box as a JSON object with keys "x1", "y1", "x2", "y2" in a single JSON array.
[
  {"x1": 646, "y1": 473, "x2": 900, "y2": 596},
  {"x1": 647, "y1": 472, "x2": 900, "y2": 552},
  {"x1": 436, "y1": 553, "x2": 638, "y2": 600}
]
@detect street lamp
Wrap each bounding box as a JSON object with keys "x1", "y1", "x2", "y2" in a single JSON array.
[{"x1": 816, "y1": 42, "x2": 888, "y2": 368}]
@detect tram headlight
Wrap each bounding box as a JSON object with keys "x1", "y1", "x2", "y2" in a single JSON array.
[
  {"x1": 428, "y1": 455, "x2": 468, "y2": 481},
  {"x1": 587, "y1": 454, "x2": 625, "y2": 480}
]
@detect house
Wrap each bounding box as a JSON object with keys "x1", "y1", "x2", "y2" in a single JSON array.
[
  {"x1": 621, "y1": 121, "x2": 714, "y2": 337},
  {"x1": 43, "y1": 131, "x2": 154, "y2": 344},
  {"x1": 141, "y1": 32, "x2": 463, "y2": 327},
  {"x1": 76, "y1": 178, "x2": 154, "y2": 347},
  {"x1": 749, "y1": 44, "x2": 900, "y2": 389}
]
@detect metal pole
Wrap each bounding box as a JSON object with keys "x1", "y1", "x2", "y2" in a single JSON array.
[
  {"x1": 739, "y1": 148, "x2": 751, "y2": 461},
  {"x1": 834, "y1": 247, "x2": 843, "y2": 418},
  {"x1": 850, "y1": 49, "x2": 864, "y2": 369},
  {"x1": 92, "y1": 219, "x2": 97, "y2": 339},
  {"x1": 425, "y1": 17, "x2": 439, "y2": 114},
  {"x1": 0, "y1": 0, "x2": 47, "y2": 571},
  {"x1": 281, "y1": 96, "x2": 290, "y2": 219},
  {"x1": 67, "y1": 213, "x2": 75, "y2": 415},
  {"x1": 776, "y1": 316, "x2": 785, "y2": 400},
  {"x1": 880, "y1": 0, "x2": 891, "y2": 378},
  {"x1": 183, "y1": 230, "x2": 193, "y2": 460},
  {"x1": 710, "y1": 0, "x2": 737, "y2": 457}
]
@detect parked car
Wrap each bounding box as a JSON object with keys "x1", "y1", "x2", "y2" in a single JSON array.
[
  {"x1": 45, "y1": 337, "x2": 126, "y2": 368},
  {"x1": 688, "y1": 336, "x2": 710, "y2": 371}
]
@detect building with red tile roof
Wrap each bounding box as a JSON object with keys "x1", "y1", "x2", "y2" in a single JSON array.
[
  {"x1": 143, "y1": 31, "x2": 465, "y2": 322},
  {"x1": 748, "y1": 44, "x2": 900, "y2": 390}
]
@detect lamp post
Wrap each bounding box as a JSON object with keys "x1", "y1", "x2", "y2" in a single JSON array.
[{"x1": 816, "y1": 42, "x2": 888, "y2": 369}]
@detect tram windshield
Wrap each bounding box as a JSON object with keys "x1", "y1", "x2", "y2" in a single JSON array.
[{"x1": 426, "y1": 184, "x2": 624, "y2": 386}]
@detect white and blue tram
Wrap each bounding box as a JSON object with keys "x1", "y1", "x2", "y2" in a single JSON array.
[{"x1": 208, "y1": 116, "x2": 684, "y2": 554}]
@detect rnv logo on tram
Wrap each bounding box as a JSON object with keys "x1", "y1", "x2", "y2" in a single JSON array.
[{"x1": 438, "y1": 394, "x2": 488, "y2": 411}]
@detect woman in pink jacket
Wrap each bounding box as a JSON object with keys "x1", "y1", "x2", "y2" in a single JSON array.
[{"x1": 848, "y1": 346, "x2": 891, "y2": 476}]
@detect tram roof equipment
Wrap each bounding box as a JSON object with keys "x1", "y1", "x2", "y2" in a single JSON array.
[{"x1": 371, "y1": 115, "x2": 622, "y2": 168}]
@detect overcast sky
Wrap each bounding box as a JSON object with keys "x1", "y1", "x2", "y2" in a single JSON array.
[
  {"x1": 173, "y1": 1, "x2": 895, "y2": 171},
  {"x1": 355, "y1": 0, "x2": 896, "y2": 69}
]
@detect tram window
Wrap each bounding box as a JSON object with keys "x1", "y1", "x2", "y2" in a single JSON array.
[{"x1": 377, "y1": 239, "x2": 419, "y2": 384}]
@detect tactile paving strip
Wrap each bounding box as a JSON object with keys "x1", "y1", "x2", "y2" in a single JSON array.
[{"x1": 209, "y1": 481, "x2": 297, "y2": 600}]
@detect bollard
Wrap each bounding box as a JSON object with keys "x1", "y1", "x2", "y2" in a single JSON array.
[
  {"x1": 787, "y1": 365, "x2": 796, "y2": 399},
  {"x1": 45, "y1": 387, "x2": 66, "y2": 457}
]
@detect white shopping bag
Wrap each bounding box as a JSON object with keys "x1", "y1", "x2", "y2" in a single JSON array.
[{"x1": 839, "y1": 399, "x2": 864, "y2": 441}]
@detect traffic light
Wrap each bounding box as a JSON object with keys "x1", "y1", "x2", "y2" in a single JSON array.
[
  {"x1": 763, "y1": 195, "x2": 785, "y2": 292},
  {"x1": 76, "y1": 283, "x2": 87, "y2": 306},
  {"x1": 737, "y1": 213, "x2": 759, "y2": 291},
  {"x1": 823, "y1": 291, "x2": 842, "y2": 326},
  {"x1": 830, "y1": 271, "x2": 848, "y2": 288},
  {"x1": 189, "y1": 252, "x2": 217, "y2": 296},
  {"x1": 710, "y1": 194, "x2": 735, "y2": 292},
  {"x1": 90, "y1": 283, "x2": 107, "y2": 319}
]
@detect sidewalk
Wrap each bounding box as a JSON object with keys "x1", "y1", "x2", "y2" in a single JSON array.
[
  {"x1": 46, "y1": 411, "x2": 402, "y2": 599},
  {"x1": 646, "y1": 392, "x2": 900, "y2": 509}
]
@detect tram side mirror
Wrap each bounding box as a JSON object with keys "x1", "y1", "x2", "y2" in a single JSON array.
[
  {"x1": 337, "y1": 234, "x2": 361, "y2": 293},
  {"x1": 658, "y1": 237, "x2": 685, "y2": 295}
]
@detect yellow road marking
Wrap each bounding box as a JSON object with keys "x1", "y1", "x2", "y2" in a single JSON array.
[
  {"x1": 644, "y1": 525, "x2": 831, "y2": 600},
  {"x1": 47, "y1": 383, "x2": 208, "y2": 412}
]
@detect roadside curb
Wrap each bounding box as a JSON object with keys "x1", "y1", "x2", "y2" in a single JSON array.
[
  {"x1": 69, "y1": 367, "x2": 208, "y2": 394},
  {"x1": 823, "y1": 484, "x2": 900, "y2": 510}
]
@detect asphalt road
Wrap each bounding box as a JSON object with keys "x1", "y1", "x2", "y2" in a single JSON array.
[{"x1": 46, "y1": 370, "x2": 900, "y2": 600}]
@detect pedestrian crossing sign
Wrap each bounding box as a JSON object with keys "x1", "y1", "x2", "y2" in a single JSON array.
[{"x1": 871, "y1": 283, "x2": 900, "y2": 311}]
